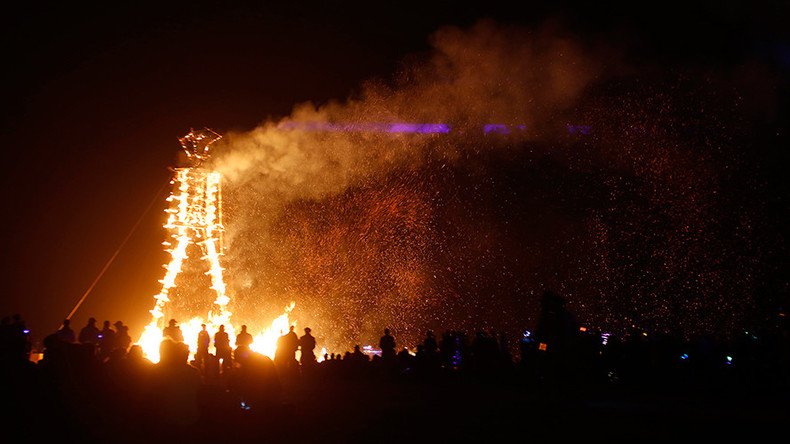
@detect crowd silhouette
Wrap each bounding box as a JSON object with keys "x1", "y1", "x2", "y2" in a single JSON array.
[{"x1": 2, "y1": 291, "x2": 789, "y2": 442}]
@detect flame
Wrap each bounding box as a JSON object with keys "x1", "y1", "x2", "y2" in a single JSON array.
[
  {"x1": 139, "y1": 305, "x2": 295, "y2": 363},
  {"x1": 250, "y1": 302, "x2": 295, "y2": 358},
  {"x1": 137, "y1": 160, "x2": 304, "y2": 363}
]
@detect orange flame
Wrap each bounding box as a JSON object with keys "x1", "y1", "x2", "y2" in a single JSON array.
[{"x1": 138, "y1": 167, "x2": 302, "y2": 362}]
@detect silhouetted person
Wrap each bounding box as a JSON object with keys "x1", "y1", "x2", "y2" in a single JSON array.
[
  {"x1": 424, "y1": 330, "x2": 438, "y2": 355},
  {"x1": 163, "y1": 318, "x2": 184, "y2": 343},
  {"x1": 113, "y1": 344, "x2": 154, "y2": 390},
  {"x1": 117, "y1": 344, "x2": 155, "y2": 409},
  {"x1": 228, "y1": 351, "x2": 282, "y2": 410},
  {"x1": 124, "y1": 344, "x2": 153, "y2": 372},
  {"x1": 275, "y1": 326, "x2": 299, "y2": 370},
  {"x1": 203, "y1": 353, "x2": 221, "y2": 384},
  {"x1": 440, "y1": 330, "x2": 461, "y2": 368},
  {"x1": 396, "y1": 346, "x2": 414, "y2": 374},
  {"x1": 534, "y1": 290, "x2": 578, "y2": 353},
  {"x1": 150, "y1": 339, "x2": 201, "y2": 427},
  {"x1": 347, "y1": 345, "x2": 368, "y2": 377},
  {"x1": 195, "y1": 324, "x2": 210, "y2": 369},
  {"x1": 78, "y1": 317, "x2": 100, "y2": 344},
  {"x1": 98, "y1": 320, "x2": 116, "y2": 360},
  {"x1": 115, "y1": 321, "x2": 132, "y2": 352},
  {"x1": 56, "y1": 319, "x2": 75, "y2": 343},
  {"x1": 379, "y1": 328, "x2": 396, "y2": 361},
  {"x1": 42, "y1": 330, "x2": 68, "y2": 364},
  {"x1": 1, "y1": 314, "x2": 30, "y2": 362},
  {"x1": 234, "y1": 324, "x2": 254, "y2": 363},
  {"x1": 351, "y1": 345, "x2": 367, "y2": 362},
  {"x1": 236, "y1": 324, "x2": 253, "y2": 348},
  {"x1": 284, "y1": 325, "x2": 299, "y2": 354},
  {"x1": 299, "y1": 327, "x2": 316, "y2": 366},
  {"x1": 214, "y1": 324, "x2": 232, "y2": 371},
  {"x1": 469, "y1": 331, "x2": 500, "y2": 376}
]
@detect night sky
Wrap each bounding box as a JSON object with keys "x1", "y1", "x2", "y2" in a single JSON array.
[{"x1": 2, "y1": 2, "x2": 788, "y2": 348}]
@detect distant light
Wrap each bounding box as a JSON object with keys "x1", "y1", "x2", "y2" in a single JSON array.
[
  {"x1": 566, "y1": 124, "x2": 592, "y2": 135},
  {"x1": 601, "y1": 333, "x2": 610, "y2": 345},
  {"x1": 538, "y1": 342, "x2": 548, "y2": 351},
  {"x1": 523, "y1": 330, "x2": 531, "y2": 338},
  {"x1": 642, "y1": 332, "x2": 648, "y2": 337},
  {"x1": 98, "y1": 334, "x2": 103, "y2": 339},
  {"x1": 387, "y1": 123, "x2": 451, "y2": 134},
  {"x1": 23, "y1": 329, "x2": 30, "y2": 334},
  {"x1": 725, "y1": 355, "x2": 733, "y2": 365},
  {"x1": 278, "y1": 121, "x2": 542, "y2": 135},
  {"x1": 579, "y1": 326, "x2": 587, "y2": 332},
  {"x1": 451, "y1": 349, "x2": 462, "y2": 368},
  {"x1": 680, "y1": 353, "x2": 689, "y2": 360},
  {"x1": 484, "y1": 124, "x2": 510, "y2": 135},
  {"x1": 361, "y1": 345, "x2": 381, "y2": 356}
]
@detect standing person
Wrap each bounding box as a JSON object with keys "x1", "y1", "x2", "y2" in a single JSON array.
[
  {"x1": 150, "y1": 340, "x2": 201, "y2": 426},
  {"x1": 114, "y1": 321, "x2": 132, "y2": 352},
  {"x1": 163, "y1": 319, "x2": 184, "y2": 343},
  {"x1": 234, "y1": 325, "x2": 253, "y2": 363},
  {"x1": 195, "y1": 324, "x2": 210, "y2": 369},
  {"x1": 424, "y1": 330, "x2": 438, "y2": 355},
  {"x1": 78, "y1": 317, "x2": 100, "y2": 345},
  {"x1": 235, "y1": 325, "x2": 253, "y2": 349},
  {"x1": 214, "y1": 324, "x2": 232, "y2": 372},
  {"x1": 299, "y1": 327, "x2": 316, "y2": 367},
  {"x1": 379, "y1": 328, "x2": 396, "y2": 361},
  {"x1": 5, "y1": 315, "x2": 30, "y2": 361},
  {"x1": 284, "y1": 326, "x2": 299, "y2": 356},
  {"x1": 276, "y1": 326, "x2": 299, "y2": 370},
  {"x1": 98, "y1": 320, "x2": 116, "y2": 360},
  {"x1": 56, "y1": 319, "x2": 76, "y2": 343}
]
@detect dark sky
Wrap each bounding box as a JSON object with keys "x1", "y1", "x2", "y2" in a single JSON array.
[{"x1": 2, "y1": 1, "x2": 787, "y2": 342}]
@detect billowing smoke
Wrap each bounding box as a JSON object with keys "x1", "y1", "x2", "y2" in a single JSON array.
[
  {"x1": 207, "y1": 20, "x2": 765, "y2": 349},
  {"x1": 214, "y1": 21, "x2": 603, "y2": 193}
]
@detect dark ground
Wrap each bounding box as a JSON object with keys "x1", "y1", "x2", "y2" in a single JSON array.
[{"x1": 9, "y1": 375, "x2": 783, "y2": 443}]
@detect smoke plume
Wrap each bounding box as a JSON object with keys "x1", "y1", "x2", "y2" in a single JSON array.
[{"x1": 206, "y1": 20, "x2": 763, "y2": 349}]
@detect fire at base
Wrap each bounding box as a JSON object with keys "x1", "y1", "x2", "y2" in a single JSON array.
[{"x1": 137, "y1": 128, "x2": 297, "y2": 362}]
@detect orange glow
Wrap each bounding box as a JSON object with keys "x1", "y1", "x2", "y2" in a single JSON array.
[
  {"x1": 138, "y1": 305, "x2": 295, "y2": 363},
  {"x1": 137, "y1": 133, "x2": 304, "y2": 362},
  {"x1": 538, "y1": 342, "x2": 548, "y2": 351},
  {"x1": 250, "y1": 302, "x2": 295, "y2": 358}
]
